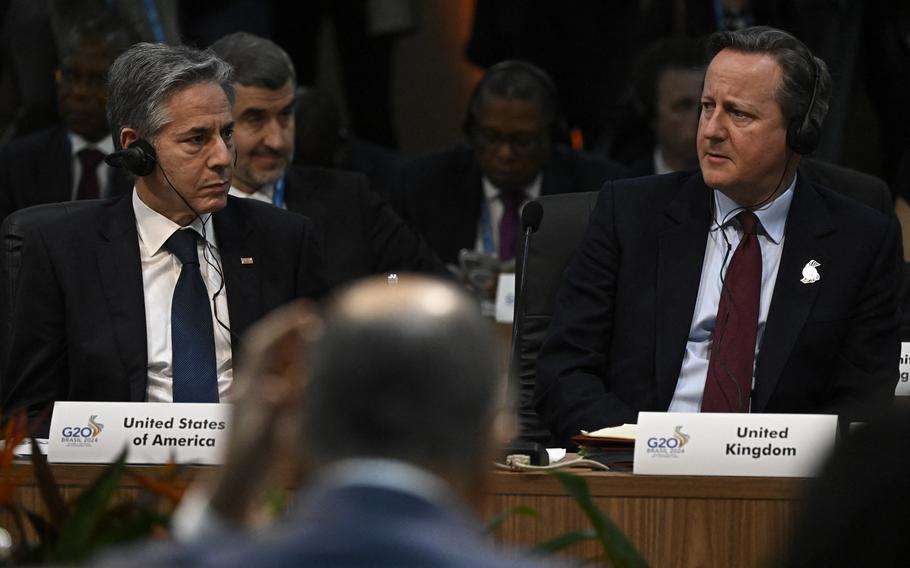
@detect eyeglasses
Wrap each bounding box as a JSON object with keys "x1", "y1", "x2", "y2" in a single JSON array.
[{"x1": 472, "y1": 126, "x2": 545, "y2": 156}]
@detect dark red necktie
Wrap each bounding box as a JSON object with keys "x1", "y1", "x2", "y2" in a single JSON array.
[
  {"x1": 702, "y1": 211, "x2": 762, "y2": 413},
  {"x1": 498, "y1": 191, "x2": 524, "y2": 261},
  {"x1": 76, "y1": 148, "x2": 105, "y2": 200}
]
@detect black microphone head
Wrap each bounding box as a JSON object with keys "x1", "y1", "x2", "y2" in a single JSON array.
[{"x1": 521, "y1": 200, "x2": 544, "y2": 233}]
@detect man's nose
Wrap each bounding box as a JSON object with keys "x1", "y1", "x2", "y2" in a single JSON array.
[
  {"x1": 700, "y1": 111, "x2": 727, "y2": 141},
  {"x1": 263, "y1": 118, "x2": 289, "y2": 151},
  {"x1": 210, "y1": 136, "x2": 234, "y2": 169}
]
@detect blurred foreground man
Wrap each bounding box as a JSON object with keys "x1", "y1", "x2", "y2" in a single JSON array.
[
  {"x1": 102, "y1": 277, "x2": 554, "y2": 567},
  {"x1": 2, "y1": 43, "x2": 323, "y2": 433},
  {"x1": 536, "y1": 26, "x2": 903, "y2": 446}
]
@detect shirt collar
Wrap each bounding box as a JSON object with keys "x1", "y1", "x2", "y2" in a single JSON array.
[
  {"x1": 132, "y1": 189, "x2": 215, "y2": 257},
  {"x1": 228, "y1": 183, "x2": 274, "y2": 205},
  {"x1": 314, "y1": 458, "x2": 458, "y2": 508},
  {"x1": 482, "y1": 173, "x2": 543, "y2": 203},
  {"x1": 653, "y1": 147, "x2": 674, "y2": 175},
  {"x1": 69, "y1": 131, "x2": 114, "y2": 157},
  {"x1": 712, "y1": 173, "x2": 796, "y2": 245}
]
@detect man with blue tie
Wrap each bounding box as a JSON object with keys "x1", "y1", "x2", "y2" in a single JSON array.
[
  {"x1": 2, "y1": 42, "x2": 324, "y2": 433},
  {"x1": 535, "y1": 26, "x2": 903, "y2": 446}
]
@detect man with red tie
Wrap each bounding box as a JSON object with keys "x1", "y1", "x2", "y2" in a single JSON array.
[
  {"x1": 535, "y1": 26, "x2": 903, "y2": 446},
  {"x1": 0, "y1": 15, "x2": 137, "y2": 223}
]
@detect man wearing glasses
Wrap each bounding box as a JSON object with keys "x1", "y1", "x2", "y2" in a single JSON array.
[{"x1": 395, "y1": 61, "x2": 627, "y2": 265}]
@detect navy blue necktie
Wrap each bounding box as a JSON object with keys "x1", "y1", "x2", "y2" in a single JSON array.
[{"x1": 164, "y1": 229, "x2": 219, "y2": 402}]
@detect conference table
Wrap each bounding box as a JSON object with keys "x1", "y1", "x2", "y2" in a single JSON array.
[{"x1": 2, "y1": 460, "x2": 806, "y2": 567}]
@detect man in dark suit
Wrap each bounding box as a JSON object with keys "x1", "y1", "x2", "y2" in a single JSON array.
[
  {"x1": 209, "y1": 32, "x2": 446, "y2": 289},
  {"x1": 396, "y1": 60, "x2": 628, "y2": 265},
  {"x1": 0, "y1": 15, "x2": 137, "y2": 223},
  {"x1": 535, "y1": 27, "x2": 903, "y2": 446},
  {"x1": 97, "y1": 278, "x2": 556, "y2": 567},
  {"x1": 2, "y1": 43, "x2": 324, "y2": 432}
]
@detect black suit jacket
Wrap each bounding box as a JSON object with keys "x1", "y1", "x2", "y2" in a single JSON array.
[
  {"x1": 535, "y1": 170, "x2": 903, "y2": 445},
  {"x1": 396, "y1": 145, "x2": 628, "y2": 264},
  {"x1": 1, "y1": 194, "x2": 324, "y2": 426},
  {"x1": 282, "y1": 165, "x2": 447, "y2": 288},
  {"x1": 0, "y1": 124, "x2": 133, "y2": 222}
]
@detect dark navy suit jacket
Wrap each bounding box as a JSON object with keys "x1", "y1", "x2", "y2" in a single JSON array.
[
  {"x1": 536, "y1": 170, "x2": 903, "y2": 445},
  {"x1": 0, "y1": 124, "x2": 133, "y2": 223},
  {"x1": 97, "y1": 482, "x2": 555, "y2": 568},
  {"x1": 1, "y1": 194, "x2": 324, "y2": 427},
  {"x1": 396, "y1": 144, "x2": 628, "y2": 264}
]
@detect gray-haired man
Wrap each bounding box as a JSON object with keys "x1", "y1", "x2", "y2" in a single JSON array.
[{"x1": 2, "y1": 43, "x2": 325, "y2": 434}]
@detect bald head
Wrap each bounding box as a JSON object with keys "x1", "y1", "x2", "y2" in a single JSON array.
[{"x1": 303, "y1": 277, "x2": 502, "y2": 483}]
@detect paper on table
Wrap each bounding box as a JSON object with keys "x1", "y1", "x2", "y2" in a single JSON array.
[{"x1": 582, "y1": 424, "x2": 637, "y2": 440}]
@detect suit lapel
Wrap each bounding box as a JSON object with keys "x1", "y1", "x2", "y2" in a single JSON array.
[
  {"x1": 37, "y1": 126, "x2": 73, "y2": 204},
  {"x1": 284, "y1": 169, "x2": 326, "y2": 243},
  {"x1": 95, "y1": 196, "x2": 148, "y2": 401},
  {"x1": 212, "y1": 198, "x2": 260, "y2": 340},
  {"x1": 655, "y1": 174, "x2": 712, "y2": 407},
  {"x1": 752, "y1": 176, "x2": 833, "y2": 412}
]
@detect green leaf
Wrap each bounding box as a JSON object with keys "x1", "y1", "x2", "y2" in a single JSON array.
[
  {"x1": 48, "y1": 449, "x2": 128, "y2": 563},
  {"x1": 550, "y1": 471, "x2": 649, "y2": 568},
  {"x1": 484, "y1": 505, "x2": 539, "y2": 535},
  {"x1": 532, "y1": 528, "x2": 597, "y2": 554}
]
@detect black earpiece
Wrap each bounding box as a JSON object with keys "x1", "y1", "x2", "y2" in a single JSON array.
[
  {"x1": 786, "y1": 56, "x2": 821, "y2": 155},
  {"x1": 104, "y1": 138, "x2": 157, "y2": 176},
  {"x1": 462, "y1": 59, "x2": 568, "y2": 144}
]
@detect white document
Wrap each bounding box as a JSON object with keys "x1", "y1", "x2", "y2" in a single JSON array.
[
  {"x1": 897, "y1": 342, "x2": 910, "y2": 396},
  {"x1": 494, "y1": 273, "x2": 516, "y2": 323}
]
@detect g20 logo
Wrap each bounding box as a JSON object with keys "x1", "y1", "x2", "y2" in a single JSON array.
[
  {"x1": 646, "y1": 425, "x2": 690, "y2": 451},
  {"x1": 61, "y1": 415, "x2": 104, "y2": 439}
]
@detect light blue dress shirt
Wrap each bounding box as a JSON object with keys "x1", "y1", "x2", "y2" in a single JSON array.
[{"x1": 668, "y1": 175, "x2": 797, "y2": 413}]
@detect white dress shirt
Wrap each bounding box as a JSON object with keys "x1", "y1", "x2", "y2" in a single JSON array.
[
  {"x1": 132, "y1": 190, "x2": 234, "y2": 402},
  {"x1": 228, "y1": 184, "x2": 284, "y2": 208},
  {"x1": 476, "y1": 174, "x2": 542, "y2": 257},
  {"x1": 69, "y1": 132, "x2": 114, "y2": 199},
  {"x1": 669, "y1": 175, "x2": 797, "y2": 412}
]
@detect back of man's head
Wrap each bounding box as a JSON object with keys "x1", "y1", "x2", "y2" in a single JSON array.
[
  {"x1": 303, "y1": 277, "x2": 502, "y2": 488},
  {"x1": 210, "y1": 31, "x2": 296, "y2": 90}
]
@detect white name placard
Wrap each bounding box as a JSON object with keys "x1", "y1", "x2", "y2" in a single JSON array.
[
  {"x1": 897, "y1": 342, "x2": 910, "y2": 396},
  {"x1": 632, "y1": 412, "x2": 837, "y2": 477},
  {"x1": 48, "y1": 402, "x2": 232, "y2": 465},
  {"x1": 494, "y1": 273, "x2": 516, "y2": 323}
]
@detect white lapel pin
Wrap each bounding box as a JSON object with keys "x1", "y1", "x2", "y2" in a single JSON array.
[
  {"x1": 241, "y1": 257, "x2": 254, "y2": 265},
  {"x1": 800, "y1": 260, "x2": 820, "y2": 284}
]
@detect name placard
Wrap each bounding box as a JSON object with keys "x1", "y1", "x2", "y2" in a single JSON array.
[
  {"x1": 494, "y1": 273, "x2": 516, "y2": 323},
  {"x1": 48, "y1": 402, "x2": 232, "y2": 465},
  {"x1": 632, "y1": 412, "x2": 837, "y2": 477},
  {"x1": 897, "y1": 342, "x2": 910, "y2": 396}
]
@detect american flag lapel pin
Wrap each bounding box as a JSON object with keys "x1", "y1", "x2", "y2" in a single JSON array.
[{"x1": 241, "y1": 257, "x2": 254, "y2": 265}]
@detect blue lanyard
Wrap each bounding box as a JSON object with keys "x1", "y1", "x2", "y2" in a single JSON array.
[
  {"x1": 143, "y1": 0, "x2": 166, "y2": 43},
  {"x1": 273, "y1": 177, "x2": 285, "y2": 208},
  {"x1": 479, "y1": 199, "x2": 495, "y2": 254}
]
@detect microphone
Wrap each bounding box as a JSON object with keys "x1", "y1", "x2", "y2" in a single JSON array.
[{"x1": 509, "y1": 200, "x2": 544, "y2": 420}]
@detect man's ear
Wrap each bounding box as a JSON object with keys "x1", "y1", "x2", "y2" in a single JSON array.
[{"x1": 119, "y1": 127, "x2": 140, "y2": 150}]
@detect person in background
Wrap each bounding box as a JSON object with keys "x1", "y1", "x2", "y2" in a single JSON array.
[
  {"x1": 210, "y1": 32, "x2": 447, "y2": 289},
  {"x1": 0, "y1": 15, "x2": 137, "y2": 223},
  {"x1": 395, "y1": 60, "x2": 627, "y2": 265}
]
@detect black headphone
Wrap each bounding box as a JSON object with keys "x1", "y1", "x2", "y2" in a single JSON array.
[
  {"x1": 104, "y1": 138, "x2": 157, "y2": 176},
  {"x1": 462, "y1": 59, "x2": 568, "y2": 144},
  {"x1": 785, "y1": 55, "x2": 821, "y2": 155}
]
